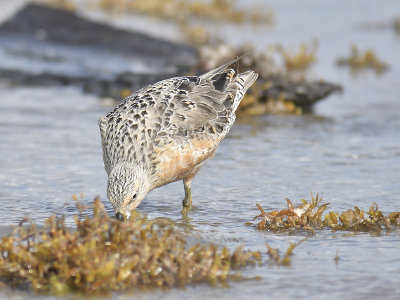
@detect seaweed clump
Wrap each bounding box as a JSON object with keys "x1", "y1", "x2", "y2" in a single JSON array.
[
  {"x1": 265, "y1": 239, "x2": 306, "y2": 266},
  {"x1": 0, "y1": 198, "x2": 260, "y2": 295},
  {"x1": 94, "y1": 0, "x2": 273, "y2": 25},
  {"x1": 254, "y1": 194, "x2": 400, "y2": 233},
  {"x1": 336, "y1": 45, "x2": 389, "y2": 74},
  {"x1": 278, "y1": 42, "x2": 318, "y2": 74}
]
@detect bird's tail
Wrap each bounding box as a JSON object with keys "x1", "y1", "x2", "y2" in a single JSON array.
[
  {"x1": 202, "y1": 54, "x2": 245, "y2": 78},
  {"x1": 225, "y1": 70, "x2": 258, "y2": 114},
  {"x1": 202, "y1": 55, "x2": 258, "y2": 114}
]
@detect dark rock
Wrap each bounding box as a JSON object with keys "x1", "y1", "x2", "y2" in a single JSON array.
[
  {"x1": 0, "y1": 4, "x2": 197, "y2": 98},
  {"x1": 0, "y1": 3, "x2": 196, "y2": 62},
  {"x1": 260, "y1": 78, "x2": 342, "y2": 111}
]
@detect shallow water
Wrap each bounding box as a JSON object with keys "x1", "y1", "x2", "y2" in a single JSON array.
[{"x1": 1, "y1": 0, "x2": 400, "y2": 299}]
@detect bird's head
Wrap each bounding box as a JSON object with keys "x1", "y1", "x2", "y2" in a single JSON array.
[{"x1": 107, "y1": 163, "x2": 148, "y2": 220}]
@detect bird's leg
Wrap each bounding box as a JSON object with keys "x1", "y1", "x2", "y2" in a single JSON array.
[
  {"x1": 182, "y1": 177, "x2": 193, "y2": 208},
  {"x1": 182, "y1": 171, "x2": 198, "y2": 213}
]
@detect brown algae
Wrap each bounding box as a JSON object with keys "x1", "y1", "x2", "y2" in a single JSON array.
[
  {"x1": 336, "y1": 45, "x2": 389, "y2": 74},
  {"x1": 266, "y1": 238, "x2": 307, "y2": 266},
  {"x1": 0, "y1": 198, "x2": 260, "y2": 295},
  {"x1": 278, "y1": 42, "x2": 318, "y2": 74},
  {"x1": 254, "y1": 194, "x2": 400, "y2": 232},
  {"x1": 95, "y1": 0, "x2": 274, "y2": 25}
]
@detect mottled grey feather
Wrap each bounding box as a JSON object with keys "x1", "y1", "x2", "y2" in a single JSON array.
[{"x1": 99, "y1": 58, "x2": 258, "y2": 209}]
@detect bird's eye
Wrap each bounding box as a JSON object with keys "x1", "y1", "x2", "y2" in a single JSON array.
[{"x1": 133, "y1": 193, "x2": 137, "y2": 199}]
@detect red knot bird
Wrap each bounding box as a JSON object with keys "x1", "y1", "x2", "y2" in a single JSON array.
[{"x1": 99, "y1": 57, "x2": 258, "y2": 220}]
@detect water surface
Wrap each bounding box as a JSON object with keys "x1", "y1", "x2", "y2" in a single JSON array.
[{"x1": 0, "y1": 0, "x2": 400, "y2": 299}]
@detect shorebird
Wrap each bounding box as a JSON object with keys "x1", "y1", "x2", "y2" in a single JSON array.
[{"x1": 99, "y1": 57, "x2": 258, "y2": 220}]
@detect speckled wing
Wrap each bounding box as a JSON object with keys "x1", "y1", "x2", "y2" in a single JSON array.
[
  {"x1": 155, "y1": 68, "x2": 258, "y2": 146},
  {"x1": 148, "y1": 64, "x2": 258, "y2": 186},
  {"x1": 99, "y1": 84, "x2": 171, "y2": 175},
  {"x1": 99, "y1": 58, "x2": 258, "y2": 178},
  {"x1": 155, "y1": 76, "x2": 227, "y2": 142}
]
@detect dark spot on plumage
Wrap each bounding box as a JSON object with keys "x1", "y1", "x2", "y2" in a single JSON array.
[
  {"x1": 116, "y1": 117, "x2": 122, "y2": 124},
  {"x1": 208, "y1": 125, "x2": 216, "y2": 134},
  {"x1": 211, "y1": 70, "x2": 234, "y2": 92},
  {"x1": 185, "y1": 76, "x2": 200, "y2": 84},
  {"x1": 132, "y1": 124, "x2": 138, "y2": 130},
  {"x1": 165, "y1": 110, "x2": 172, "y2": 117},
  {"x1": 155, "y1": 123, "x2": 161, "y2": 130},
  {"x1": 149, "y1": 100, "x2": 156, "y2": 106},
  {"x1": 178, "y1": 90, "x2": 188, "y2": 96},
  {"x1": 215, "y1": 123, "x2": 225, "y2": 133},
  {"x1": 223, "y1": 93, "x2": 234, "y2": 109},
  {"x1": 176, "y1": 129, "x2": 186, "y2": 137},
  {"x1": 183, "y1": 129, "x2": 189, "y2": 136},
  {"x1": 195, "y1": 126, "x2": 205, "y2": 133},
  {"x1": 140, "y1": 103, "x2": 148, "y2": 109},
  {"x1": 133, "y1": 114, "x2": 140, "y2": 120},
  {"x1": 128, "y1": 136, "x2": 132, "y2": 143},
  {"x1": 177, "y1": 80, "x2": 194, "y2": 92},
  {"x1": 141, "y1": 111, "x2": 148, "y2": 117},
  {"x1": 174, "y1": 94, "x2": 185, "y2": 101},
  {"x1": 140, "y1": 119, "x2": 145, "y2": 125}
]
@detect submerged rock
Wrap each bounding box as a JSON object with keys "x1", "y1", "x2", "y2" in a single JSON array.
[
  {"x1": 0, "y1": 3, "x2": 197, "y2": 97},
  {"x1": 259, "y1": 77, "x2": 342, "y2": 111}
]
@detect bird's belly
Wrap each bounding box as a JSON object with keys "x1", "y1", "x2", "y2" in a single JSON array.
[{"x1": 153, "y1": 139, "x2": 218, "y2": 188}]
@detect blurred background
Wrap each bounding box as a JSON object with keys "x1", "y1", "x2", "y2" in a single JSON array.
[{"x1": 0, "y1": 0, "x2": 399, "y2": 299}]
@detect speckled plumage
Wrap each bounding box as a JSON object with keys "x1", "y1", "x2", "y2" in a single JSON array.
[{"x1": 99, "y1": 58, "x2": 258, "y2": 218}]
